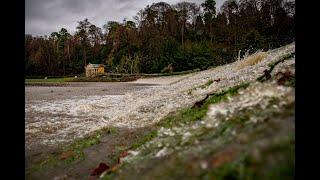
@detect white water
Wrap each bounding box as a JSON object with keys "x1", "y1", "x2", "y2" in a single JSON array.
[{"x1": 25, "y1": 43, "x2": 295, "y2": 150}]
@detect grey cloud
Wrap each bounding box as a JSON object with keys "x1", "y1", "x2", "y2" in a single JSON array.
[{"x1": 26, "y1": 0, "x2": 226, "y2": 36}]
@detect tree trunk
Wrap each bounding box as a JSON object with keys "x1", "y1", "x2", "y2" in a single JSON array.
[
  {"x1": 130, "y1": 57, "x2": 134, "y2": 74},
  {"x1": 181, "y1": 23, "x2": 184, "y2": 48},
  {"x1": 63, "y1": 58, "x2": 65, "y2": 76},
  {"x1": 67, "y1": 43, "x2": 71, "y2": 66},
  {"x1": 83, "y1": 47, "x2": 87, "y2": 68},
  {"x1": 48, "y1": 54, "x2": 51, "y2": 76},
  {"x1": 210, "y1": 23, "x2": 213, "y2": 43}
]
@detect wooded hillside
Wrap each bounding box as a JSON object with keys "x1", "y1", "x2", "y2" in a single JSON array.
[{"x1": 25, "y1": 0, "x2": 294, "y2": 76}]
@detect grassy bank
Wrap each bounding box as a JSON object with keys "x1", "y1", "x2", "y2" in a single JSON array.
[
  {"x1": 25, "y1": 69, "x2": 200, "y2": 83},
  {"x1": 25, "y1": 77, "x2": 74, "y2": 83}
]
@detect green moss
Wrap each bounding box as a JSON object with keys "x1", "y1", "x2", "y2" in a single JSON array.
[
  {"x1": 131, "y1": 130, "x2": 158, "y2": 150},
  {"x1": 158, "y1": 83, "x2": 250, "y2": 129},
  {"x1": 268, "y1": 53, "x2": 295, "y2": 69},
  {"x1": 199, "y1": 80, "x2": 214, "y2": 89}
]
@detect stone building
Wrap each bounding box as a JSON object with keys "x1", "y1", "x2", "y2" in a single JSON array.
[{"x1": 85, "y1": 63, "x2": 105, "y2": 77}]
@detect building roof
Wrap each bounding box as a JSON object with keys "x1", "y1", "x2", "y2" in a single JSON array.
[{"x1": 86, "y1": 63, "x2": 105, "y2": 68}]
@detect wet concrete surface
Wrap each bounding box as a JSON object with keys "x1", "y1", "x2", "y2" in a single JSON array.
[{"x1": 25, "y1": 82, "x2": 158, "y2": 103}]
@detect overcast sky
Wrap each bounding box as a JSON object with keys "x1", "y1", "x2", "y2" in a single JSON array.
[{"x1": 26, "y1": 0, "x2": 226, "y2": 36}]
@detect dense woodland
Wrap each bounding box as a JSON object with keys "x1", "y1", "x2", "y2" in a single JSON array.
[{"x1": 25, "y1": 0, "x2": 295, "y2": 76}]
